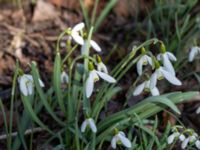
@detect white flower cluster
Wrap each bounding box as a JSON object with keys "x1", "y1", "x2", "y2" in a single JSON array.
[
  {"x1": 167, "y1": 126, "x2": 200, "y2": 149},
  {"x1": 133, "y1": 43, "x2": 182, "y2": 96},
  {"x1": 80, "y1": 119, "x2": 131, "y2": 149},
  {"x1": 69, "y1": 23, "x2": 127, "y2": 149}
]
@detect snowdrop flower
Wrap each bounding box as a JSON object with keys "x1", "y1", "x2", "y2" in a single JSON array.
[
  {"x1": 136, "y1": 47, "x2": 153, "y2": 76},
  {"x1": 150, "y1": 59, "x2": 182, "y2": 89},
  {"x1": 181, "y1": 134, "x2": 198, "y2": 149},
  {"x1": 81, "y1": 39, "x2": 101, "y2": 55},
  {"x1": 61, "y1": 71, "x2": 69, "y2": 84},
  {"x1": 167, "y1": 132, "x2": 180, "y2": 144},
  {"x1": 111, "y1": 131, "x2": 131, "y2": 149},
  {"x1": 69, "y1": 23, "x2": 101, "y2": 54},
  {"x1": 69, "y1": 22, "x2": 85, "y2": 45},
  {"x1": 195, "y1": 140, "x2": 200, "y2": 149},
  {"x1": 133, "y1": 79, "x2": 159, "y2": 96},
  {"x1": 189, "y1": 46, "x2": 200, "y2": 62},
  {"x1": 86, "y1": 62, "x2": 116, "y2": 98},
  {"x1": 157, "y1": 43, "x2": 177, "y2": 75},
  {"x1": 81, "y1": 118, "x2": 97, "y2": 133},
  {"x1": 18, "y1": 74, "x2": 44, "y2": 96},
  {"x1": 96, "y1": 55, "x2": 108, "y2": 73}
]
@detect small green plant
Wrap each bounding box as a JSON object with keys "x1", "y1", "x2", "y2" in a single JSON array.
[{"x1": 0, "y1": 22, "x2": 198, "y2": 150}]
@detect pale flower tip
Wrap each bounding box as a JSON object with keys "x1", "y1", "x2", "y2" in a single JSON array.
[
  {"x1": 181, "y1": 138, "x2": 189, "y2": 149},
  {"x1": 196, "y1": 107, "x2": 200, "y2": 114},
  {"x1": 179, "y1": 134, "x2": 186, "y2": 141},
  {"x1": 195, "y1": 140, "x2": 200, "y2": 149},
  {"x1": 167, "y1": 134, "x2": 175, "y2": 144},
  {"x1": 72, "y1": 22, "x2": 85, "y2": 32},
  {"x1": 90, "y1": 40, "x2": 101, "y2": 52},
  {"x1": 88, "y1": 118, "x2": 97, "y2": 133}
]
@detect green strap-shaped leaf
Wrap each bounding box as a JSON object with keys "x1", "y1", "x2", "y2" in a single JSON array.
[
  {"x1": 150, "y1": 96, "x2": 181, "y2": 114},
  {"x1": 21, "y1": 96, "x2": 54, "y2": 135},
  {"x1": 53, "y1": 53, "x2": 65, "y2": 114},
  {"x1": 31, "y1": 62, "x2": 65, "y2": 126}
]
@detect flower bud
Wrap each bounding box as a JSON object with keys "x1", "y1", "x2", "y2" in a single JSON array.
[
  {"x1": 160, "y1": 42, "x2": 166, "y2": 53},
  {"x1": 88, "y1": 61, "x2": 95, "y2": 71}
]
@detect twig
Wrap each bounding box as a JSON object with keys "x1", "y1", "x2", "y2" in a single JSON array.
[{"x1": 0, "y1": 127, "x2": 44, "y2": 141}]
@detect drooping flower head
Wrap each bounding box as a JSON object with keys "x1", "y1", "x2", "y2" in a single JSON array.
[
  {"x1": 150, "y1": 57, "x2": 182, "y2": 89},
  {"x1": 136, "y1": 47, "x2": 153, "y2": 76},
  {"x1": 96, "y1": 55, "x2": 108, "y2": 74},
  {"x1": 86, "y1": 62, "x2": 116, "y2": 98},
  {"x1": 157, "y1": 42, "x2": 177, "y2": 75},
  {"x1": 61, "y1": 71, "x2": 69, "y2": 84},
  {"x1": 111, "y1": 129, "x2": 132, "y2": 149},
  {"x1": 167, "y1": 132, "x2": 180, "y2": 144},
  {"x1": 67, "y1": 22, "x2": 101, "y2": 54},
  {"x1": 68, "y1": 22, "x2": 85, "y2": 45},
  {"x1": 81, "y1": 118, "x2": 97, "y2": 133},
  {"x1": 133, "y1": 75, "x2": 159, "y2": 96},
  {"x1": 18, "y1": 73, "x2": 44, "y2": 96},
  {"x1": 181, "y1": 133, "x2": 198, "y2": 149}
]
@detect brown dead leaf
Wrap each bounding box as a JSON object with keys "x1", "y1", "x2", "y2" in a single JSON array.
[
  {"x1": 48, "y1": 0, "x2": 80, "y2": 9},
  {"x1": 32, "y1": 0, "x2": 59, "y2": 22},
  {"x1": 162, "y1": 111, "x2": 177, "y2": 127}
]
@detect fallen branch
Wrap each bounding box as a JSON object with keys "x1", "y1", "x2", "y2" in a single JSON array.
[{"x1": 0, "y1": 127, "x2": 44, "y2": 140}]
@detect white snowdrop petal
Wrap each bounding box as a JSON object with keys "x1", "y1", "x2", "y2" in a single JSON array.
[
  {"x1": 26, "y1": 81, "x2": 34, "y2": 95},
  {"x1": 81, "y1": 120, "x2": 88, "y2": 133},
  {"x1": 195, "y1": 140, "x2": 200, "y2": 149},
  {"x1": 136, "y1": 58, "x2": 143, "y2": 76},
  {"x1": 119, "y1": 131, "x2": 126, "y2": 137},
  {"x1": 61, "y1": 72, "x2": 69, "y2": 84},
  {"x1": 118, "y1": 134, "x2": 132, "y2": 148},
  {"x1": 167, "y1": 52, "x2": 177, "y2": 61},
  {"x1": 72, "y1": 22, "x2": 85, "y2": 32},
  {"x1": 111, "y1": 136, "x2": 117, "y2": 149},
  {"x1": 133, "y1": 82, "x2": 145, "y2": 96},
  {"x1": 163, "y1": 54, "x2": 175, "y2": 76},
  {"x1": 150, "y1": 71, "x2": 158, "y2": 89},
  {"x1": 150, "y1": 87, "x2": 160, "y2": 96},
  {"x1": 146, "y1": 55, "x2": 153, "y2": 66},
  {"x1": 19, "y1": 75, "x2": 34, "y2": 96},
  {"x1": 189, "y1": 135, "x2": 197, "y2": 142},
  {"x1": 19, "y1": 77, "x2": 28, "y2": 96},
  {"x1": 196, "y1": 107, "x2": 200, "y2": 114},
  {"x1": 96, "y1": 71, "x2": 116, "y2": 83},
  {"x1": 189, "y1": 47, "x2": 198, "y2": 62},
  {"x1": 179, "y1": 134, "x2": 186, "y2": 141},
  {"x1": 71, "y1": 32, "x2": 84, "y2": 45},
  {"x1": 181, "y1": 138, "x2": 190, "y2": 149},
  {"x1": 90, "y1": 40, "x2": 101, "y2": 52},
  {"x1": 25, "y1": 75, "x2": 33, "y2": 80},
  {"x1": 88, "y1": 119, "x2": 97, "y2": 133},
  {"x1": 86, "y1": 73, "x2": 95, "y2": 98},
  {"x1": 38, "y1": 79, "x2": 45, "y2": 87},
  {"x1": 157, "y1": 54, "x2": 161, "y2": 60},
  {"x1": 160, "y1": 68, "x2": 182, "y2": 86},
  {"x1": 97, "y1": 62, "x2": 108, "y2": 74},
  {"x1": 167, "y1": 134, "x2": 175, "y2": 144}
]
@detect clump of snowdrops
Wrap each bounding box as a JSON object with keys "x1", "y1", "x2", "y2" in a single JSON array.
[
  {"x1": 167, "y1": 125, "x2": 200, "y2": 149},
  {"x1": 2, "y1": 22, "x2": 199, "y2": 150}
]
